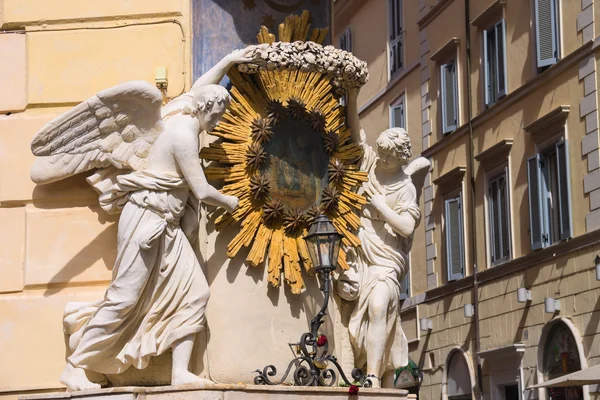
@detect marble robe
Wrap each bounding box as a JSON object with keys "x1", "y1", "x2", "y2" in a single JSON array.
[
  {"x1": 345, "y1": 136, "x2": 421, "y2": 375},
  {"x1": 63, "y1": 170, "x2": 208, "y2": 374}
]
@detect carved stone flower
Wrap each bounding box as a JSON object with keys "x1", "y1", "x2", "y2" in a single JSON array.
[
  {"x1": 283, "y1": 208, "x2": 306, "y2": 233},
  {"x1": 250, "y1": 174, "x2": 270, "y2": 202},
  {"x1": 323, "y1": 131, "x2": 339, "y2": 155},
  {"x1": 246, "y1": 143, "x2": 268, "y2": 170},
  {"x1": 308, "y1": 108, "x2": 327, "y2": 134},
  {"x1": 263, "y1": 198, "x2": 285, "y2": 224},
  {"x1": 287, "y1": 97, "x2": 307, "y2": 120},
  {"x1": 322, "y1": 186, "x2": 339, "y2": 212},
  {"x1": 328, "y1": 159, "x2": 346, "y2": 186},
  {"x1": 267, "y1": 99, "x2": 286, "y2": 126},
  {"x1": 251, "y1": 117, "x2": 273, "y2": 144}
]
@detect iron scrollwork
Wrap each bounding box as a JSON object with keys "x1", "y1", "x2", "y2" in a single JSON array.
[{"x1": 253, "y1": 266, "x2": 372, "y2": 388}]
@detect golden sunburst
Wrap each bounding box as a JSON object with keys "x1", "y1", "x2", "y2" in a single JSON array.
[{"x1": 201, "y1": 11, "x2": 368, "y2": 294}]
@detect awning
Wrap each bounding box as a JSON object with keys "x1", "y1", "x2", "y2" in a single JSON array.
[{"x1": 528, "y1": 364, "x2": 600, "y2": 389}]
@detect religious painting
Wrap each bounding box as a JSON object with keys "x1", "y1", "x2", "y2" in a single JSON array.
[{"x1": 262, "y1": 116, "x2": 328, "y2": 211}]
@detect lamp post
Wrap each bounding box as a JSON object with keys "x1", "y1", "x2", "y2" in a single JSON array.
[{"x1": 254, "y1": 215, "x2": 371, "y2": 387}]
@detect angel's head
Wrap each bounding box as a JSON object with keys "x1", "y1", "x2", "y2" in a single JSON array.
[
  {"x1": 193, "y1": 84, "x2": 231, "y2": 132},
  {"x1": 375, "y1": 127, "x2": 412, "y2": 170}
]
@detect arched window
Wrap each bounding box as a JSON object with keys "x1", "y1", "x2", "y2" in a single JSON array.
[{"x1": 541, "y1": 321, "x2": 583, "y2": 400}]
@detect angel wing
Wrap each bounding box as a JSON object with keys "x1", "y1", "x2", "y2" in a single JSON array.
[
  {"x1": 404, "y1": 156, "x2": 431, "y2": 204},
  {"x1": 30, "y1": 81, "x2": 164, "y2": 185}
]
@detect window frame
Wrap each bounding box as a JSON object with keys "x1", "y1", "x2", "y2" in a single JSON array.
[
  {"x1": 483, "y1": 19, "x2": 508, "y2": 106},
  {"x1": 440, "y1": 59, "x2": 458, "y2": 134},
  {"x1": 400, "y1": 253, "x2": 410, "y2": 300},
  {"x1": 340, "y1": 27, "x2": 352, "y2": 53},
  {"x1": 388, "y1": 0, "x2": 404, "y2": 78},
  {"x1": 527, "y1": 137, "x2": 572, "y2": 250},
  {"x1": 485, "y1": 166, "x2": 512, "y2": 266},
  {"x1": 390, "y1": 93, "x2": 406, "y2": 129},
  {"x1": 444, "y1": 191, "x2": 465, "y2": 282}
]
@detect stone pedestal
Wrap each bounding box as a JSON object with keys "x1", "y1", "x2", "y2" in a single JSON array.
[{"x1": 19, "y1": 385, "x2": 413, "y2": 400}]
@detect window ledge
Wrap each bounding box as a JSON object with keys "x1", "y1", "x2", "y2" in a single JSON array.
[
  {"x1": 471, "y1": 0, "x2": 506, "y2": 28},
  {"x1": 430, "y1": 37, "x2": 460, "y2": 62},
  {"x1": 474, "y1": 139, "x2": 513, "y2": 167},
  {"x1": 433, "y1": 166, "x2": 467, "y2": 188},
  {"x1": 524, "y1": 105, "x2": 570, "y2": 135}
]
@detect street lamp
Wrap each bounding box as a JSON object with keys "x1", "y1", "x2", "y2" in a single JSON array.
[{"x1": 254, "y1": 215, "x2": 371, "y2": 388}]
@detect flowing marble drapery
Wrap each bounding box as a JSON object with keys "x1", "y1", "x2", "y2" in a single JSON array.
[
  {"x1": 344, "y1": 137, "x2": 421, "y2": 374},
  {"x1": 63, "y1": 170, "x2": 208, "y2": 374}
]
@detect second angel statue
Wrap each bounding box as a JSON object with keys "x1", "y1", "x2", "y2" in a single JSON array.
[{"x1": 29, "y1": 48, "x2": 256, "y2": 391}]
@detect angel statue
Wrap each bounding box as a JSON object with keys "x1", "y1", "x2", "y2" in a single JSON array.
[
  {"x1": 337, "y1": 88, "x2": 430, "y2": 388},
  {"x1": 29, "y1": 47, "x2": 255, "y2": 391}
]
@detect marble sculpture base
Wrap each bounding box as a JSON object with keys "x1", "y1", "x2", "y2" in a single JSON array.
[{"x1": 20, "y1": 384, "x2": 413, "y2": 400}]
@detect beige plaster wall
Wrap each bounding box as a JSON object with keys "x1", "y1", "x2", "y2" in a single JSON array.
[
  {"x1": 336, "y1": 1, "x2": 600, "y2": 399},
  {"x1": 0, "y1": 1, "x2": 192, "y2": 396}
]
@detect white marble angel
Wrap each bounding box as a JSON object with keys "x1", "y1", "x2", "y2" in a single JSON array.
[
  {"x1": 30, "y1": 47, "x2": 255, "y2": 391},
  {"x1": 337, "y1": 88, "x2": 430, "y2": 388}
]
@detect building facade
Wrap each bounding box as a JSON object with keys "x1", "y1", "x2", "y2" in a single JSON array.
[{"x1": 334, "y1": 0, "x2": 600, "y2": 400}]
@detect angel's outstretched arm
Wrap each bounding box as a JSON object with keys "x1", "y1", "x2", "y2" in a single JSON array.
[
  {"x1": 172, "y1": 126, "x2": 237, "y2": 213},
  {"x1": 191, "y1": 47, "x2": 256, "y2": 92},
  {"x1": 346, "y1": 88, "x2": 362, "y2": 144}
]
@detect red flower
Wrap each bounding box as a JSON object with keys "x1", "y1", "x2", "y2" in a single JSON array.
[
  {"x1": 348, "y1": 385, "x2": 359, "y2": 395},
  {"x1": 316, "y1": 335, "x2": 328, "y2": 346}
]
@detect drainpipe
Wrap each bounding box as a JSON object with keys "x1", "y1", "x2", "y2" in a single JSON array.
[{"x1": 464, "y1": 0, "x2": 483, "y2": 398}]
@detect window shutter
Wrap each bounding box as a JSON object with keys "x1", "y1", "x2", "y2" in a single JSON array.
[
  {"x1": 446, "y1": 196, "x2": 464, "y2": 281},
  {"x1": 535, "y1": 0, "x2": 559, "y2": 68},
  {"x1": 483, "y1": 28, "x2": 491, "y2": 106},
  {"x1": 400, "y1": 263, "x2": 410, "y2": 300},
  {"x1": 441, "y1": 62, "x2": 457, "y2": 133},
  {"x1": 527, "y1": 155, "x2": 544, "y2": 250},
  {"x1": 392, "y1": 100, "x2": 405, "y2": 129},
  {"x1": 347, "y1": 28, "x2": 352, "y2": 53},
  {"x1": 499, "y1": 174, "x2": 510, "y2": 260},
  {"x1": 496, "y1": 20, "x2": 507, "y2": 98},
  {"x1": 556, "y1": 140, "x2": 572, "y2": 240},
  {"x1": 489, "y1": 180, "x2": 501, "y2": 262}
]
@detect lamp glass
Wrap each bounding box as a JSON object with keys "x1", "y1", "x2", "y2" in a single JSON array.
[{"x1": 304, "y1": 215, "x2": 342, "y2": 270}]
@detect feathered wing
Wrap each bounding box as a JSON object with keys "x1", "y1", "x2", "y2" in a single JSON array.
[
  {"x1": 404, "y1": 156, "x2": 431, "y2": 204},
  {"x1": 30, "y1": 81, "x2": 164, "y2": 185}
]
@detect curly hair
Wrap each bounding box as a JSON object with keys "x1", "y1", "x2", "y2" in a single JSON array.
[
  {"x1": 375, "y1": 127, "x2": 412, "y2": 165},
  {"x1": 192, "y1": 84, "x2": 231, "y2": 114}
]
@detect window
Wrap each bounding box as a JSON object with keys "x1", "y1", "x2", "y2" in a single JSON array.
[
  {"x1": 390, "y1": 96, "x2": 405, "y2": 129},
  {"x1": 400, "y1": 254, "x2": 410, "y2": 300},
  {"x1": 389, "y1": 0, "x2": 404, "y2": 76},
  {"x1": 484, "y1": 20, "x2": 507, "y2": 106},
  {"x1": 535, "y1": 0, "x2": 560, "y2": 68},
  {"x1": 487, "y1": 171, "x2": 511, "y2": 265},
  {"x1": 445, "y1": 193, "x2": 465, "y2": 281},
  {"x1": 441, "y1": 60, "x2": 458, "y2": 134},
  {"x1": 527, "y1": 140, "x2": 571, "y2": 250},
  {"x1": 340, "y1": 27, "x2": 352, "y2": 52}
]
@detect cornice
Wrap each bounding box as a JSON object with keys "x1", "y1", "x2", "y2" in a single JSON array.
[
  {"x1": 418, "y1": 0, "x2": 454, "y2": 29},
  {"x1": 422, "y1": 40, "x2": 595, "y2": 159}
]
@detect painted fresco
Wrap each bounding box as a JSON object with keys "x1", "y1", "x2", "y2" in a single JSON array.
[{"x1": 192, "y1": 0, "x2": 331, "y2": 80}]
